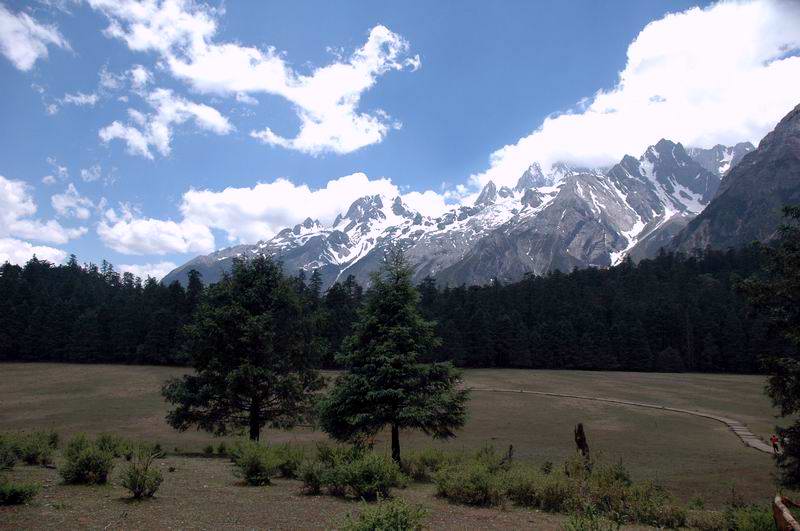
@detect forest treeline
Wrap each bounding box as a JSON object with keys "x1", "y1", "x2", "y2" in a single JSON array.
[{"x1": 0, "y1": 246, "x2": 786, "y2": 373}]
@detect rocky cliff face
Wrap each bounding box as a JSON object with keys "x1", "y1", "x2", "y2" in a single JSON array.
[
  {"x1": 164, "y1": 137, "x2": 753, "y2": 288},
  {"x1": 671, "y1": 104, "x2": 800, "y2": 253}
]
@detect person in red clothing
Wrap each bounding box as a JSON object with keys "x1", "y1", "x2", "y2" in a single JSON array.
[{"x1": 771, "y1": 434, "x2": 781, "y2": 454}]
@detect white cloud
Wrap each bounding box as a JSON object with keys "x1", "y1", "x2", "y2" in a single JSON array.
[
  {"x1": 41, "y1": 174, "x2": 56, "y2": 185},
  {"x1": 97, "y1": 204, "x2": 214, "y2": 255},
  {"x1": 0, "y1": 237, "x2": 66, "y2": 265},
  {"x1": 0, "y1": 3, "x2": 69, "y2": 71},
  {"x1": 88, "y1": 1, "x2": 419, "y2": 154},
  {"x1": 99, "y1": 87, "x2": 233, "y2": 158},
  {"x1": 51, "y1": 183, "x2": 94, "y2": 219},
  {"x1": 180, "y1": 172, "x2": 448, "y2": 244},
  {"x1": 118, "y1": 261, "x2": 177, "y2": 280},
  {"x1": 471, "y1": 0, "x2": 800, "y2": 189},
  {"x1": 80, "y1": 164, "x2": 102, "y2": 182},
  {"x1": 45, "y1": 156, "x2": 68, "y2": 181},
  {"x1": 0, "y1": 174, "x2": 86, "y2": 244},
  {"x1": 61, "y1": 91, "x2": 99, "y2": 106},
  {"x1": 129, "y1": 64, "x2": 151, "y2": 90}
]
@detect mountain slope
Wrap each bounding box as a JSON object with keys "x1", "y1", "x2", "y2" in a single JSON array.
[
  {"x1": 163, "y1": 138, "x2": 746, "y2": 288},
  {"x1": 671, "y1": 103, "x2": 800, "y2": 252}
]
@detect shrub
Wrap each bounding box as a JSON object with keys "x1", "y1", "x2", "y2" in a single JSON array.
[
  {"x1": 534, "y1": 472, "x2": 574, "y2": 513},
  {"x1": 216, "y1": 442, "x2": 227, "y2": 455},
  {"x1": 203, "y1": 444, "x2": 214, "y2": 455},
  {"x1": 401, "y1": 448, "x2": 455, "y2": 482},
  {"x1": 316, "y1": 442, "x2": 364, "y2": 467},
  {"x1": 301, "y1": 446, "x2": 404, "y2": 500},
  {"x1": 339, "y1": 453, "x2": 405, "y2": 501},
  {"x1": 564, "y1": 507, "x2": 621, "y2": 531},
  {"x1": 687, "y1": 510, "x2": 726, "y2": 531},
  {"x1": 341, "y1": 497, "x2": 428, "y2": 531},
  {"x1": 724, "y1": 505, "x2": 774, "y2": 531},
  {"x1": 95, "y1": 433, "x2": 127, "y2": 457},
  {"x1": 505, "y1": 465, "x2": 544, "y2": 508},
  {"x1": 232, "y1": 440, "x2": 281, "y2": 486},
  {"x1": 300, "y1": 460, "x2": 325, "y2": 494},
  {"x1": 0, "y1": 436, "x2": 17, "y2": 470},
  {"x1": 621, "y1": 482, "x2": 686, "y2": 528},
  {"x1": 59, "y1": 434, "x2": 114, "y2": 485},
  {"x1": 272, "y1": 444, "x2": 306, "y2": 479},
  {"x1": 434, "y1": 460, "x2": 504, "y2": 507},
  {"x1": 120, "y1": 445, "x2": 163, "y2": 499},
  {"x1": 0, "y1": 478, "x2": 39, "y2": 505},
  {"x1": 17, "y1": 432, "x2": 55, "y2": 466}
]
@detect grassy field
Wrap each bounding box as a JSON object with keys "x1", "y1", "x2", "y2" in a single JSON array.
[{"x1": 0, "y1": 363, "x2": 790, "y2": 528}]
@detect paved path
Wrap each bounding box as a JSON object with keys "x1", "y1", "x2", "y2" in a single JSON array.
[{"x1": 468, "y1": 387, "x2": 775, "y2": 454}]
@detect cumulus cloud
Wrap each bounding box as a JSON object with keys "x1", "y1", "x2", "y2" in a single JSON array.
[
  {"x1": 88, "y1": 1, "x2": 419, "y2": 154},
  {"x1": 117, "y1": 260, "x2": 177, "y2": 280},
  {"x1": 180, "y1": 172, "x2": 448, "y2": 244},
  {"x1": 99, "y1": 87, "x2": 233, "y2": 158},
  {"x1": 0, "y1": 237, "x2": 66, "y2": 265},
  {"x1": 471, "y1": 0, "x2": 800, "y2": 189},
  {"x1": 97, "y1": 203, "x2": 214, "y2": 255},
  {"x1": 0, "y1": 3, "x2": 69, "y2": 71},
  {"x1": 51, "y1": 183, "x2": 94, "y2": 219},
  {"x1": 0, "y1": 174, "x2": 86, "y2": 245}
]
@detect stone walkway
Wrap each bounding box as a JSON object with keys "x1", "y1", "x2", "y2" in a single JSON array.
[{"x1": 468, "y1": 387, "x2": 775, "y2": 454}]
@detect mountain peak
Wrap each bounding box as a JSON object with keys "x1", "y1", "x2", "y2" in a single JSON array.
[
  {"x1": 391, "y1": 196, "x2": 416, "y2": 218},
  {"x1": 474, "y1": 181, "x2": 497, "y2": 206},
  {"x1": 292, "y1": 217, "x2": 321, "y2": 234},
  {"x1": 515, "y1": 162, "x2": 546, "y2": 190}
]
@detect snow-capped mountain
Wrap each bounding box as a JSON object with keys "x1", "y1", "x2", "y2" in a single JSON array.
[
  {"x1": 163, "y1": 139, "x2": 747, "y2": 288},
  {"x1": 686, "y1": 142, "x2": 755, "y2": 177}
]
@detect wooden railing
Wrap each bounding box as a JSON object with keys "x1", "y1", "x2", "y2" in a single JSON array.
[{"x1": 773, "y1": 495, "x2": 800, "y2": 530}]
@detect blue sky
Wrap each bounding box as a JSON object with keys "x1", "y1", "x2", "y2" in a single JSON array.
[{"x1": 1, "y1": 0, "x2": 799, "y2": 279}]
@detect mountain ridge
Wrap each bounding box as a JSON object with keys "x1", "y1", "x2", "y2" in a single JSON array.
[{"x1": 163, "y1": 138, "x2": 756, "y2": 288}]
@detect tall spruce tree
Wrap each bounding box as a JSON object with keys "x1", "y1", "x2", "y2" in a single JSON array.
[
  {"x1": 162, "y1": 255, "x2": 323, "y2": 440},
  {"x1": 742, "y1": 207, "x2": 800, "y2": 485},
  {"x1": 317, "y1": 248, "x2": 469, "y2": 463}
]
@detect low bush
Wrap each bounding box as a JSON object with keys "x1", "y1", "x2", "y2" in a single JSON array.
[
  {"x1": 17, "y1": 431, "x2": 56, "y2": 466},
  {"x1": 434, "y1": 459, "x2": 504, "y2": 507},
  {"x1": 59, "y1": 434, "x2": 114, "y2": 485},
  {"x1": 564, "y1": 506, "x2": 621, "y2": 531},
  {"x1": 340, "y1": 453, "x2": 405, "y2": 501},
  {"x1": 341, "y1": 497, "x2": 428, "y2": 531},
  {"x1": 216, "y1": 442, "x2": 227, "y2": 455},
  {"x1": 687, "y1": 510, "x2": 727, "y2": 531},
  {"x1": 300, "y1": 445, "x2": 404, "y2": 500},
  {"x1": 273, "y1": 444, "x2": 306, "y2": 479},
  {"x1": 724, "y1": 505, "x2": 774, "y2": 531},
  {"x1": 203, "y1": 444, "x2": 214, "y2": 455},
  {"x1": 95, "y1": 433, "x2": 127, "y2": 458},
  {"x1": 0, "y1": 478, "x2": 39, "y2": 505},
  {"x1": 232, "y1": 440, "x2": 281, "y2": 486},
  {"x1": 299, "y1": 460, "x2": 325, "y2": 494},
  {"x1": 401, "y1": 448, "x2": 455, "y2": 482},
  {"x1": 0, "y1": 436, "x2": 18, "y2": 470},
  {"x1": 120, "y1": 445, "x2": 163, "y2": 499}
]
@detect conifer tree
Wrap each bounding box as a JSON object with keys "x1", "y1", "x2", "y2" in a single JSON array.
[
  {"x1": 317, "y1": 248, "x2": 469, "y2": 463},
  {"x1": 742, "y1": 207, "x2": 800, "y2": 485},
  {"x1": 162, "y1": 255, "x2": 323, "y2": 440}
]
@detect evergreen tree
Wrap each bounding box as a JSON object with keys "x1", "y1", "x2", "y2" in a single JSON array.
[
  {"x1": 317, "y1": 249, "x2": 469, "y2": 463},
  {"x1": 742, "y1": 206, "x2": 800, "y2": 485},
  {"x1": 162, "y1": 256, "x2": 323, "y2": 440}
]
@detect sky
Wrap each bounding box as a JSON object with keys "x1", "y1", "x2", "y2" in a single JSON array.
[{"x1": 1, "y1": 0, "x2": 799, "y2": 280}]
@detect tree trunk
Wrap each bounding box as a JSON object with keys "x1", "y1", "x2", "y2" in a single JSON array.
[
  {"x1": 249, "y1": 404, "x2": 261, "y2": 441},
  {"x1": 391, "y1": 424, "x2": 401, "y2": 464}
]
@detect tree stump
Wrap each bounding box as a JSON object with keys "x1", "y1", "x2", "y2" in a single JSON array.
[{"x1": 574, "y1": 423, "x2": 590, "y2": 459}]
